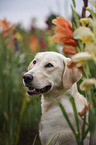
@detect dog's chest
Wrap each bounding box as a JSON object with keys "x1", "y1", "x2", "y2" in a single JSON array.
[
  {"x1": 39, "y1": 98, "x2": 76, "y2": 144},
  {"x1": 39, "y1": 93, "x2": 87, "y2": 145}
]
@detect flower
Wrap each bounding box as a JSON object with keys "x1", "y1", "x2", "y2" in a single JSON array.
[
  {"x1": 80, "y1": 78, "x2": 96, "y2": 91},
  {"x1": 52, "y1": 16, "x2": 77, "y2": 56},
  {"x1": 52, "y1": 17, "x2": 77, "y2": 45},
  {"x1": 79, "y1": 102, "x2": 90, "y2": 116},
  {"x1": 73, "y1": 26, "x2": 95, "y2": 44},
  {"x1": 15, "y1": 32, "x2": 23, "y2": 41},
  {"x1": 80, "y1": 18, "x2": 93, "y2": 26},
  {"x1": 30, "y1": 34, "x2": 38, "y2": 53},
  {"x1": 84, "y1": 42, "x2": 96, "y2": 63},
  {"x1": 39, "y1": 38, "x2": 46, "y2": 51},
  {"x1": 71, "y1": 52, "x2": 92, "y2": 67},
  {"x1": 0, "y1": 19, "x2": 11, "y2": 37},
  {"x1": 62, "y1": 45, "x2": 77, "y2": 56}
]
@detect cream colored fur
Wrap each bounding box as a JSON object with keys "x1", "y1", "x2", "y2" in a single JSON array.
[{"x1": 26, "y1": 52, "x2": 89, "y2": 145}]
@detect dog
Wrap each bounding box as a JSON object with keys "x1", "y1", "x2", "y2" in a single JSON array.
[{"x1": 23, "y1": 51, "x2": 89, "y2": 145}]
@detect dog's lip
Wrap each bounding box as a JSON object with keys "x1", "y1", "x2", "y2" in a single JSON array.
[{"x1": 27, "y1": 85, "x2": 52, "y2": 96}]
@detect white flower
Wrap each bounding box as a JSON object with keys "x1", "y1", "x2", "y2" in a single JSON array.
[
  {"x1": 71, "y1": 52, "x2": 92, "y2": 67},
  {"x1": 80, "y1": 78, "x2": 96, "y2": 91},
  {"x1": 73, "y1": 27, "x2": 95, "y2": 44}
]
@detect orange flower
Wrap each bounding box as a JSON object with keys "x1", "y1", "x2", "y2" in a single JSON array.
[
  {"x1": 52, "y1": 17, "x2": 77, "y2": 46},
  {"x1": 0, "y1": 19, "x2": 11, "y2": 37},
  {"x1": 30, "y1": 34, "x2": 38, "y2": 53},
  {"x1": 79, "y1": 102, "x2": 90, "y2": 116},
  {"x1": 52, "y1": 17, "x2": 77, "y2": 56}
]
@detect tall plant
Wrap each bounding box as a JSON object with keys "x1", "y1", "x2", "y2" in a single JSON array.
[
  {"x1": 51, "y1": 0, "x2": 96, "y2": 144},
  {"x1": 0, "y1": 21, "x2": 26, "y2": 145}
]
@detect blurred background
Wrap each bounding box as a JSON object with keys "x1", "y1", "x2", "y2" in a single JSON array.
[
  {"x1": 0, "y1": 0, "x2": 84, "y2": 29},
  {"x1": 0, "y1": 0, "x2": 90, "y2": 145}
]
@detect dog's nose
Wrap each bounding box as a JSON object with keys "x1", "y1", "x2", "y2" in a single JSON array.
[{"x1": 23, "y1": 74, "x2": 33, "y2": 83}]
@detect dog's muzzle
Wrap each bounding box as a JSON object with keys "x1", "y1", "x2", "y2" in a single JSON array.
[
  {"x1": 23, "y1": 74, "x2": 51, "y2": 96},
  {"x1": 23, "y1": 74, "x2": 33, "y2": 84}
]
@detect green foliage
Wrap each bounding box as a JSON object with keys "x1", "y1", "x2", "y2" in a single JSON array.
[
  {"x1": 59, "y1": 96, "x2": 89, "y2": 145},
  {"x1": 0, "y1": 20, "x2": 58, "y2": 145},
  {"x1": 0, "y1": 34, "x2": 25, "y2": 145}
]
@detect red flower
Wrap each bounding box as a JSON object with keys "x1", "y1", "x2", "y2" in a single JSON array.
[
  {"x1": 62, "y1": 45, "x2": 77, "y2": 57},
  {"x1": 39, "y1": 38, "x2": 46, "y2": 51},
  {"x1": 52, "y1": 17, "x2": 77, "y2": 56}
]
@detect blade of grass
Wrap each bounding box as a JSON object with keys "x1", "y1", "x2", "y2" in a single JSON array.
[
  {"x1": 46, "y1": 130, "x2": 74, "y2": 145},
  {"x1": 53, "y1": 133, "x2": 60, "y2": 145},
  {"x1": 32, "y1": 134, "x2": 37, "y2": 145},
  {"x1": 15, "y1": 95, "x2": 27, "y2": 145}
]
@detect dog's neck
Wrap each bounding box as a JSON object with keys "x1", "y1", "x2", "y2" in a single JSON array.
[{"x1": 41, "y1": 83, "x2": 78, "y2": 114}]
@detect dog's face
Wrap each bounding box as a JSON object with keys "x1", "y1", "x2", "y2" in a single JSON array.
[
  {"x1": 23, "y1": 52, "x2": 65, "y2": 96},
  {"x1": 23, "y1": 52, "x2": 81, "y2": 96}
]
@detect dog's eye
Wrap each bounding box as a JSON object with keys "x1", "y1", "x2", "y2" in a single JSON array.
[
  {"x1": 33, "y1": 60, "x2": 36, "y2": 65},
  {"x1": 45, "y1": 63, "x2": 54, "y2": 68}
]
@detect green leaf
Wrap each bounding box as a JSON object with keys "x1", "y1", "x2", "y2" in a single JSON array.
[
  {"x1": 15, "y1": 95, "x2": 27, "y2": 145},
  {"x1": 72, "y1": 0, "x2": 76, "y2": 8},
  {"x1": 71, "y1": 5, "x2": 80, "y2": 29},
  {"x1": 70, "y1": 97, "x2": 80, "y2": 140},
  {"x1": 81, "y1": 108, "x2": 86, "y2": 143},
  {"x1": 32, "y1": 134, "x2": 37, "y2": 145},
  {"x1": 86, "y1": 8, "x2": 95, "y2": 19},
  {"x1": 46, "y1": 130, "x2": 71, "y2": 145},
  {"x1": 83, "y1": 126, "x2": 90, "y2": 140},
  {"x1": 58, "y1": 102, "x2": 77, "y2": 137}
]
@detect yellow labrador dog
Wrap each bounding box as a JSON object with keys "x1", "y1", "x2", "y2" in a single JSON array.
[{"x1": 23, "y1": 51, "x2": 89, "y2": 145}]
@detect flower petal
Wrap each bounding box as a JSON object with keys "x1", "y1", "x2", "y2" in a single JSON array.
[
  {"x1": 80, "y1": 78, "x2": 96, "y2": 91},
  {"x1": 72, "y1": 52, "x2": 92, "y2": 62},
  {"x1": 52, "y1": 17, "x2": 76, "y2": 46},
  {"x1": 52, "y1": 34, "x2": 64, "y2": 44},
  {"x1": 63, "y1": 39, "x2": 77, "y2": 46},
  {"x1": 62, "y1": 45, "x2": 77, "y2": 56},
  {"x1": 80, "y1": 18, "x2": 93, "y2": 26},
  {"x1": 52, "y1": 17, "x2": 72, "y2": 29},
  {"x1": 73, "y1": 26, "x2": 94, "y2": 44},
  {"x1": 54, "y1": 26, "x2": 73, "y2": 38}
]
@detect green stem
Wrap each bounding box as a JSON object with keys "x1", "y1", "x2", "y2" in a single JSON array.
[{"x1": 15, "y1": 95, "x2": 27, "y2": 145}]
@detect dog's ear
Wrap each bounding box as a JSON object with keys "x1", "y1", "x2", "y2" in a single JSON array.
[{"x1": 63, "y1": 58, "x2": 82, "y2": 91}]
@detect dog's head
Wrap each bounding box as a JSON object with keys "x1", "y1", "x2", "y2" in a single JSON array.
[{"x1": 23, "y1": 52, "x2": 81, "y2": 96}]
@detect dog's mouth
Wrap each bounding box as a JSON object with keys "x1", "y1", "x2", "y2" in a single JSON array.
[{"x1": 27, "y1": 85, "x2": 52, "y2": 96}]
